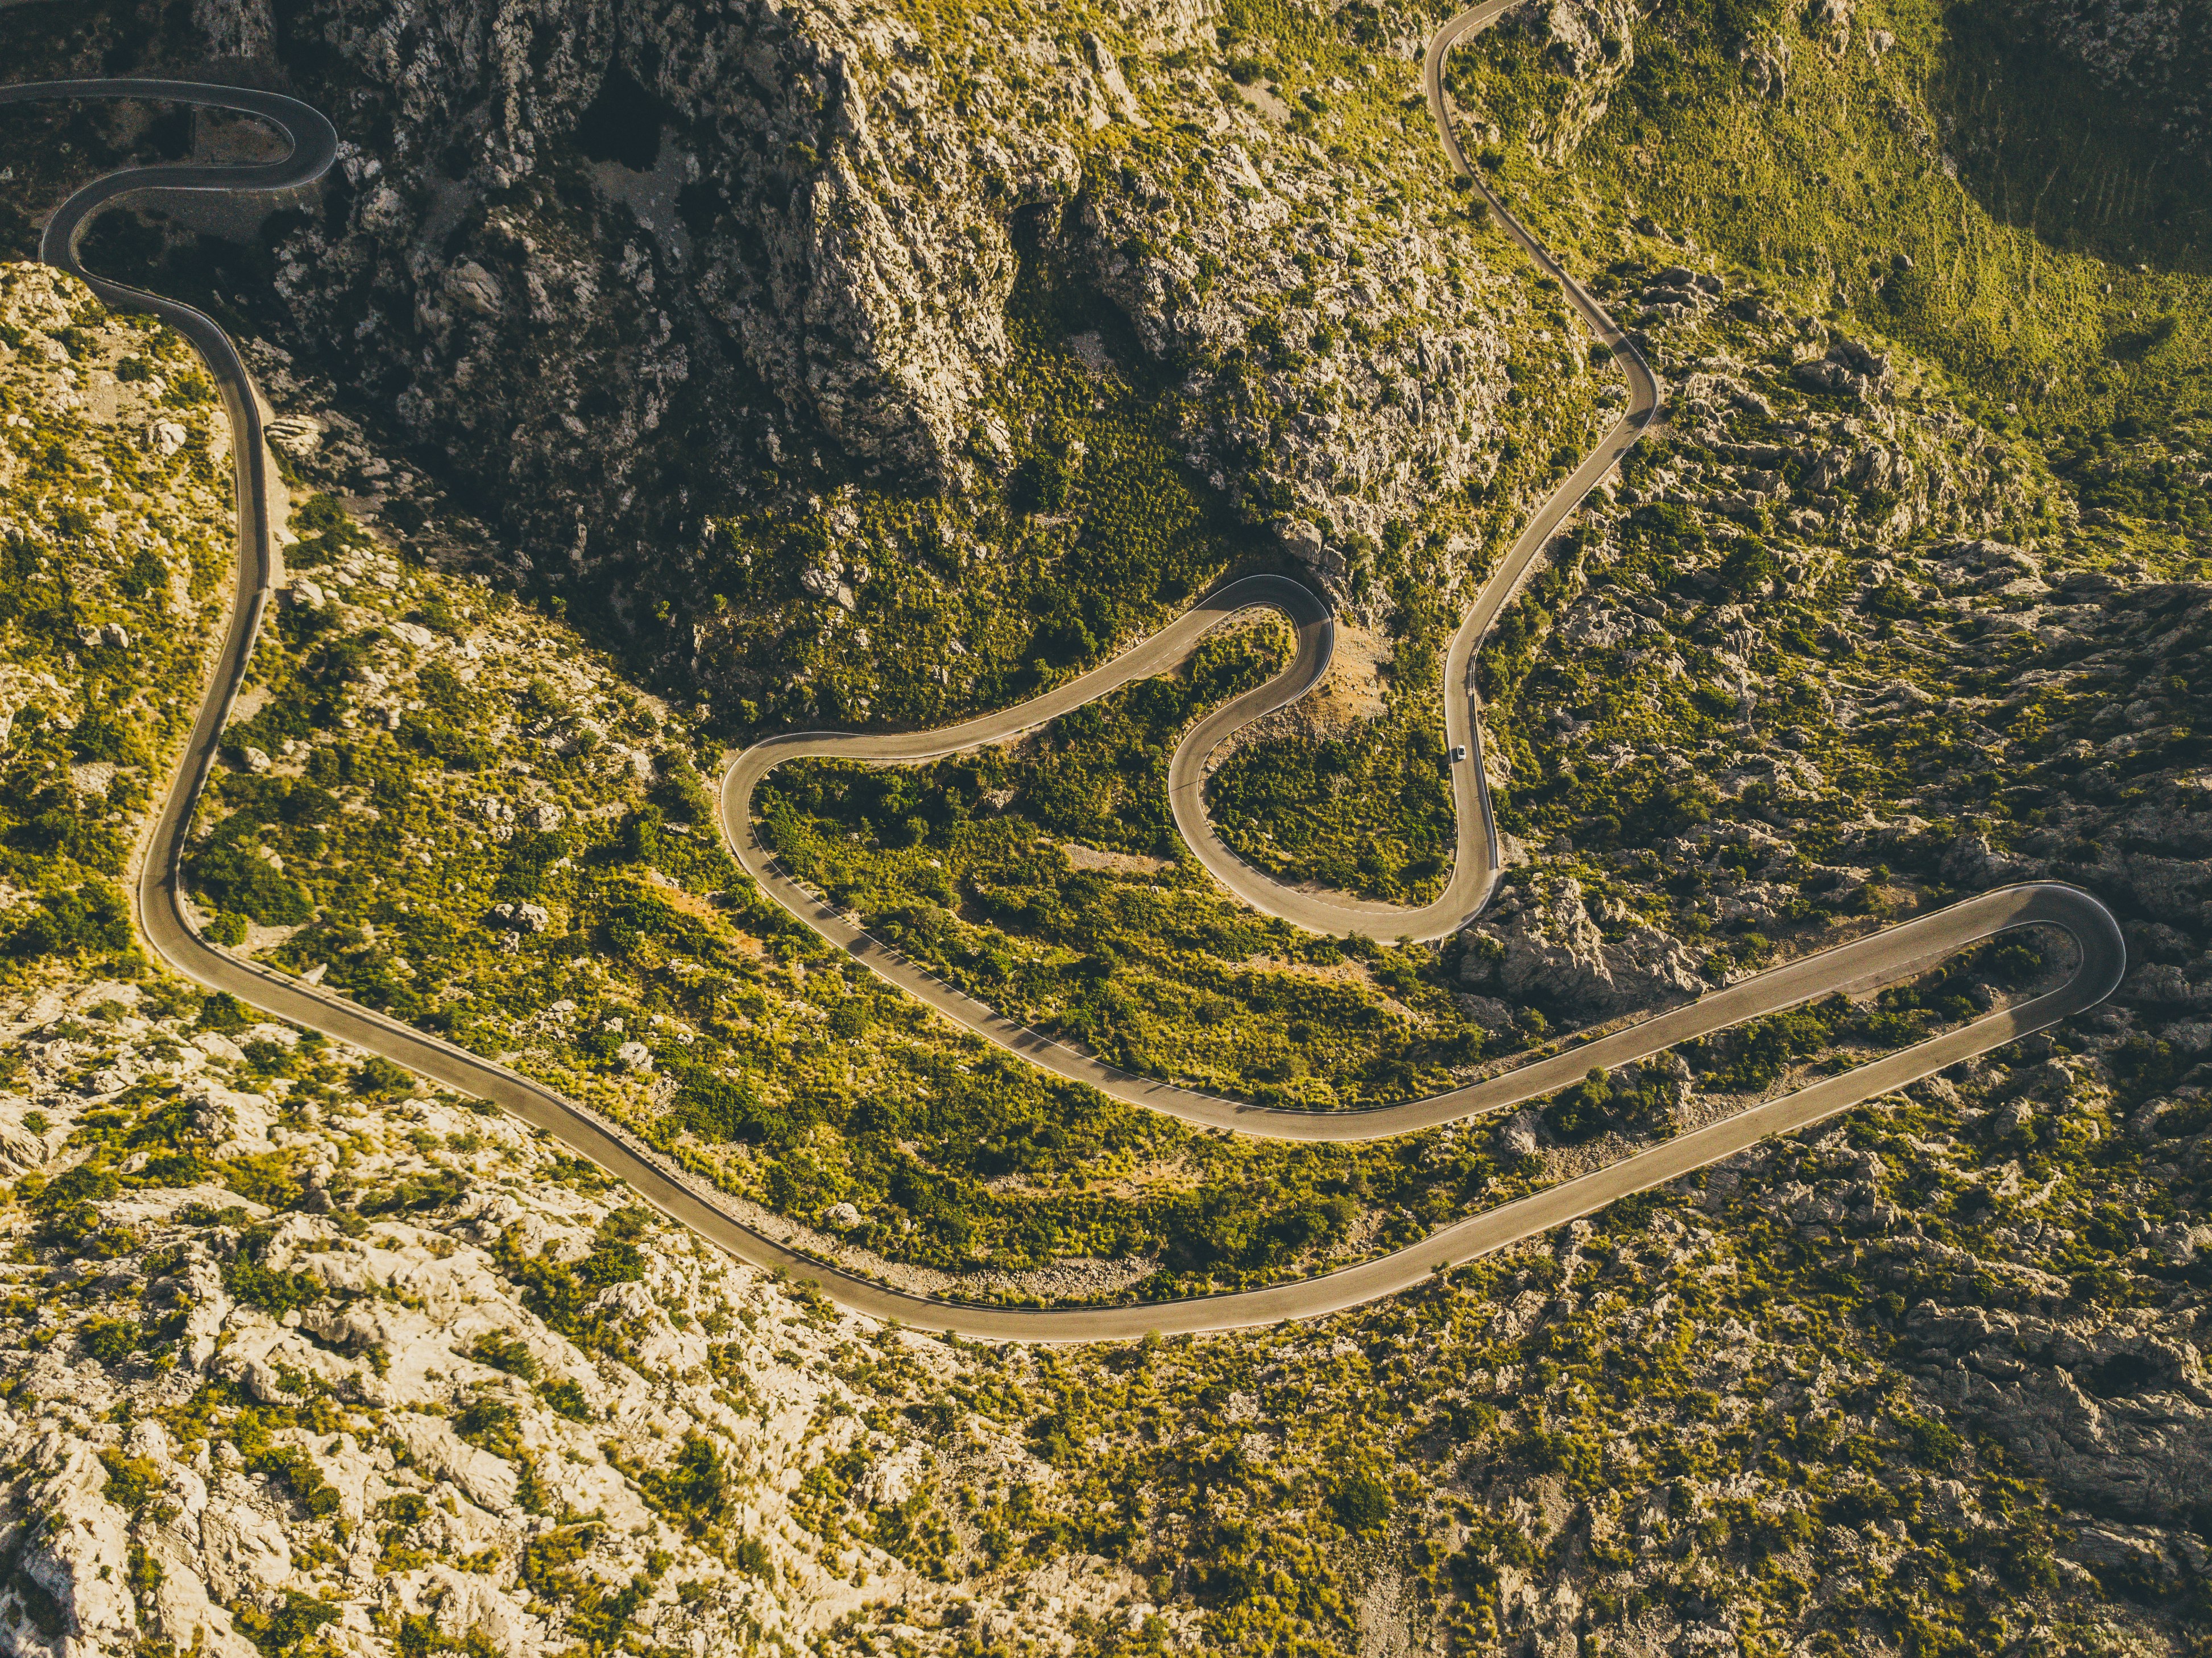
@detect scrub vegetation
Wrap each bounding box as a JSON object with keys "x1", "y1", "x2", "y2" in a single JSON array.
[
  {"x1": 756, "y1": 617, "x2": 1503, "y2": 1110},
  {"x1": 147, "y1": 429, "x2": 2051, "y2": 1311}
]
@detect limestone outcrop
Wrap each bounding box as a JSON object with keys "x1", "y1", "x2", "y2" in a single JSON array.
[
  {"x1": 1458, "y1": 877, "x2": 1707, "y2": 1020},
  {"x1": 141, "y1": 0, "x2": 1521, "y2": 628}
]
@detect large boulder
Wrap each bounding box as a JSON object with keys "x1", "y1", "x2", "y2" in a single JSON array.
[
  {"x1": 1793, "y1": 336, "x2": 1894, "y2": 400},
  {"x1": 1460, "y1": 879, "x2": 1706, "y2": 1022}
]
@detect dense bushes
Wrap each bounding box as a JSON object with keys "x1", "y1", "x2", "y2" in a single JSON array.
[
  {"x1": 1540, "y1": 1067, "x2": 1671, "y2": 1143},
  {"x1": 3, "y1": 880, "x2": 131, "y2": 959},
  {"x1": 284, "y1": 492, "x2": 374, "y2": 568},
  {"x1": 1205, "y1": 718, "x2": 1452, "y2": 901},
  {"x1": 1478, "y1": 532, "x2": 1590, "y2": 705},
  {"x1": 670, "y1": 1068, "x2": 783, "y2": 1146},
  {"x1": 223, "y1": 1229, "x2": 324, "y2": 1317},
  {"x1": 1163, "y1": 1183, "x2": 1362, "y2": 1273},
  {"x1": 633, "y1": 1433, "x2": 731, "y2": 1540},
  {"x1": 188, "y1": 834, "x2": 314, "y2": 926}
]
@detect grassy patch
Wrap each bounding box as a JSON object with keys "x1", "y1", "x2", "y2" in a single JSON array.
[{"x1": 760, "y1": 618, "x2": 1498, "y2": 1109}]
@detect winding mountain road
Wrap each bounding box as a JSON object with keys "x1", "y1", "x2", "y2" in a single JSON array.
[{"x1": 6, "y1": 9, "x2": 2124, "y2": 1341}]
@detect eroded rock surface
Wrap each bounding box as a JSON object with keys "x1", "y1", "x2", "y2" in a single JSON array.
[
  {"x1": 0, "y1": 988, "x2": 1175, "y2": 1658},
  {"x1": 1459, "y1": 876, "x2": 1707, "y2": 1020},
  {"x1": 139, "y1": 0, "x2": 1525, "y2": 629}
]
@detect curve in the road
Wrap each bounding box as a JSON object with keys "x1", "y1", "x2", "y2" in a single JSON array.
[{"x1": 7, "y1": 14, "x2": 2124, "y2": 1341}]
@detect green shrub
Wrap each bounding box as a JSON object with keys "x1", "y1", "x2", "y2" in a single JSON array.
[
  {"x1": 1329, "y1": 1473, "x2": 1392, "y2": 1531},
  {"x1": 633, "y1": 1432, "x2": 729, "y2": 1539},
  {"x1": 468, "y1": 1331, "x2": 540, "y2": 1380},
  {"x1": 453, "y1": 1392, "x2": 523, "y2": 1458},
  {"x1": 98, "y1": 1448, "x2": 163, "y2": 1512},
  {"x1": 5, "y1": 881, "x2": 131, "y2": 959},
  {"x1": 189, "y1": 824, "x2": 313, "y2": 925},
  {"x1": 1542, "y1": 1068, "x2": 1617, "y2": 1143},
  {"x1": 231, "y1": 1590, "x2": 338, "y2": 1657},
  {"x1": 81, "y1": 1315, "x2": 140, "y2": 1365},
  {"x1": 199, "y1": 992, "x2": 254, "y2": 1031},
  {"x1": 538, "y1": 1378, "x2": 594, "y2": 1421},
  {"x1": 1717, "y1": 539, "x2": 1779, "y2": 595},
  {"x1": 353, "y1": 1057, "x2": 416, "y2": 1100},
  {"x1": 223, "y1": 1230, "x2": 322, "y2": 1317}
]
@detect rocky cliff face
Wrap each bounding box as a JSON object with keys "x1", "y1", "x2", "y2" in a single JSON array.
[
  {"x1": 2028, "y1": 0, "x2": 2212, "y2": 156},
  {"x1": 270, "y1": 0, "x2": 1087, "y2": 554},
  {"x1": 145, "y1": 0, "x2": 1523, "y2": 635},
  {"x1": 1430, "y1": 0, "x2": 1643, "y2": 165},
  {"x1": 1511, "y1": 0, "x2": 1642, "y2": 162}
]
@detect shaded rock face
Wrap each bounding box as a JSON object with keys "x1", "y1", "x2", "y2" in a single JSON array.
[
  {"x1": 266, "y1": 0, "x2": 1082, "y2": 523},
  {"x1": 1899, "y1": 1299, "x2": 2212, "y2": 1532},
  {"x1": 168, "y1": 0, "x2": 1519, "y2": 628},
  {"x1": 1460, "y1": 877, "x2": 1706, "y2": 1021},
  {"x1": 1067, "y1": 161, "x2": 1511, "y2": 600},
  {"x1": 2029, "y1": 0, "x2": 2212, "y2": 156}
]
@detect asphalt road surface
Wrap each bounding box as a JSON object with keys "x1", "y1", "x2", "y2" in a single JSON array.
[{"x1": 5, "y1": 16, "x2": 2124, "y2": 1341}]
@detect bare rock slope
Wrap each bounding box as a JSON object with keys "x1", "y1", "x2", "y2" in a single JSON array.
[{"x1": 159, "y1": 0, "x2": 1521, "y2": 617}]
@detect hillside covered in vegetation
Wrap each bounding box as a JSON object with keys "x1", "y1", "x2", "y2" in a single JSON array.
[{"x1": 0, "y1": 0, "x2": 2207, "y2": 1652}]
